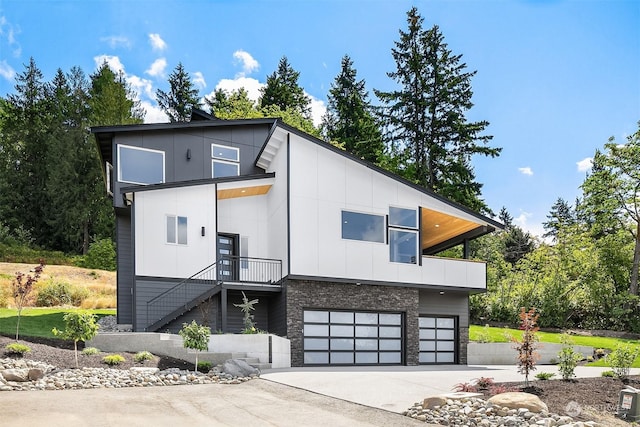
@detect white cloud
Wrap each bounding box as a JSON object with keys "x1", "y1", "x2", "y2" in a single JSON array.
[
  {"x1": 127, "y1": 75, "x2": 155, "y2": 100},
  {"x1": 140, "y1": 100, "x2": 168, "y2": 124},
  {"x1": 149, "y1": 33, "x2": 167, "y2": 51},
  {"x1": 193, "y1": 71, "x2": 206, "y2": 89},
  {"x1": 308, "y1": 93, "x2": 326, "y2": 128},
  {"x1": 0, "y1": 16, "x2": 21, "y2": 57},
  {"x1": 213, "y1": 76, "x2": 264, "y2": 102},
  {"x1": 233, "y1": 50, "x2": 259, "y2": 77},
  {"x1": 93, "y1": 55, "x2": 126, "y2": 75},
  {"x1": 100, "y1": 35, "x2": 131, "y2": 49},
  {"x1": 0, "y1": 60, "x2": 15, "y2": 80},
  {"x1": 145, "y1": 58, "x2": 167, "y2": 77},
  {"x1": 576, "y1": 157, "x2": 593, "y2": 172},
  {"x1": 518, "y1": 167, "x2": 534, "y2": 176}
]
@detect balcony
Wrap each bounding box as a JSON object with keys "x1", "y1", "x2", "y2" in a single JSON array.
[{"x1": 420, "y1": 256, "x2": 486, "y2": 290}]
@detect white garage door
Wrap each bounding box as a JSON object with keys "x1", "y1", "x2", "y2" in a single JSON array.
[
  {"x1": 419, "y1": 316, "x2": 457, "y2": 364},
  {"x1": 303, "y1": 310, "x2": 404, "y2": 365}
]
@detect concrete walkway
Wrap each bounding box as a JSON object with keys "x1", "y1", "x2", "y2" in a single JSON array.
[{"x1": 262, "y1": 365, "x2": 639, "y2": 413}]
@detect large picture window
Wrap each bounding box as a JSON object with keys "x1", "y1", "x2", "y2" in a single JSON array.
[
  {"x1": 167, "y1": 215, "x2": 188, "y2": 245},
  {"x1": 341, "y1": 211, "x2": 385, "y2": 243},
  {"x1": 117, "y1": 145, "x2": 165, "y2": 185},
  {"x1": 212, "y1": 143, "x2": 239, "y2": 178}
]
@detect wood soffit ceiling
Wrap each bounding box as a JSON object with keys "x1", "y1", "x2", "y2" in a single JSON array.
[
  {"x1": 421, "y1": 207, "x2": 481, "y2": 250},
  {"x1": 217, "y1": 184, "x2": 272, "y2": 200}
]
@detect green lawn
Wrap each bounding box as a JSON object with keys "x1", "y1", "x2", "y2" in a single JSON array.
[
  {"x1": 470, "y1": 324, "x2": 640, "y2": 368},
  {"x1": 0, "y1": 307, "x2": 116, "y2": 339}
]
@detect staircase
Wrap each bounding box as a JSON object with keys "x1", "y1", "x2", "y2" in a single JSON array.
[{"x1": 146, "y1": 262, "x2": 221, "y2": 332}]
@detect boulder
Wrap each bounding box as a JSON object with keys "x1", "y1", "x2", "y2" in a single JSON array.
[
  {"x1": 423, "y1": 396, "x2": 447, "y2": 409},
  {"x1": 1, "y1": 368, "x2": 30, "y2": 382},
  {"x1": 488, "y1": 392, "x2": 548, "y2": 413},
  {"x1": 28, "y1": 368, "x2": 44, "y2": 380},
  {"x1": 221, "y1": 359, "x2": 259, "y2": 377}
]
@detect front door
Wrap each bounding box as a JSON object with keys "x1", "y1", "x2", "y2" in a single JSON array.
[{"x1": 217, "y1": 233, "x2": 239, "y2": 281}]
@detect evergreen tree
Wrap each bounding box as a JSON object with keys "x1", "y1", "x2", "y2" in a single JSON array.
[
  {"x1": 89, "y1": 62, "x2": 145, "y2": 126},
  {"x1": 375, "y1": 7, "x2": 500, "y2": 213},
  {"x1": 155, "y1": 62, "x2": 201, "y2": 122},
  {"x1": 206, "y1": 88, "x2": 261, "y2": 120},
  {"x1": 322, "y1": 55, "x2": 383, "y2": 164},
  {"x1": 543, "y1": 198, "x2": 575, "y2": 241},
  {"x1": 0, "y1": 58, "x2": 51, "y2": 243},
  {"x1": 260, "y1": 56, "x2": 311, "y2": 120}
]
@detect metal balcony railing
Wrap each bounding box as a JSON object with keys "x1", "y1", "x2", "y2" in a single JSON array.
[{"x1": 216, "y1": 255, "x2": 282, "y2": 284}]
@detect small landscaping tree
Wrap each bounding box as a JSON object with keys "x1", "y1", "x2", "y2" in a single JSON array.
[
  {"x1": 12, "y1": 260, "x2": 45, "y2": 340},
  {"x1": 52, "y1": 311, "x2": 99, "y2": 368},
  {"x1": 234, "y1": 291, "x2": 259, "y2": 333},
  {"x1": 512, "y1": 307, "x2": 540, "y2": 387},
  {"x1": 178, "y1": 320, "x2": 210, "y2": 372},
  {"x1": 605, "y1": 344, "x2": 640, "y2": 381},
  {"x1": 557, "y1": 333, "x2": 582, "y2": 380}
]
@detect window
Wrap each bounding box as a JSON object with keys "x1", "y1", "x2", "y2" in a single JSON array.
[
  {"x1": 117, "y1": 145, "x2": 165, "y2": 185},
  {"x1": 389, "y1": 207, "x2": 417, "y2": 228},
  {"x1": 341, "y1": 211, "x2": 385, "y2": 243},
  {"x1": 212, "y1": 143, "x2": 239, "y2": 178},
  {"x1": 106, "y1": 162, "x2": 114, "y2": 196},
  {"x1": 389, "y1": 206, "x2": 418, "y2": 264},
  {"x1": 167, "y1": 215, "x2": 188, "y2": 245}
]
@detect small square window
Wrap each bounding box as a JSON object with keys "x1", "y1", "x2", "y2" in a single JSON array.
[
  {"x1": 166, "y1": 215, "x2": 188, "y2": 245},
  {"x1": 211, "y1": 144, "x2": 239, "y2": 161},
  {"x1": 389, "y1": 206, "x2": 417, "y2": 228},
  {"x1": 212, "y1": 160, "x2": 240, "y2": 178}
]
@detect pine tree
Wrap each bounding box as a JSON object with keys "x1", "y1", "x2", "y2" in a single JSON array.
[
  {"x1": 543, "y1": 198, "x2": 575, "y2": 241},
  {"x1": 260, "y1": 56, "x2": 311, "y2": 120},
  {"x1": 375, "y1": 7, "x2": 500, "y2": 213},
  {"x1": 89, "y1": 62, "x2": 145, "y2": 126},
  {"x1": 155, "y1": 62, "x2": 201, "y2": 122},
  {"x1": 322, "y1": 55, "x2": 383, "y2": 164}
]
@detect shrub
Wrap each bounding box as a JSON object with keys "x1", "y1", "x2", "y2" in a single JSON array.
[
  {"x1": 178, "y1": 320, "x2": 211, "y2": 372},
  {"x1": 605, "y1": 344, "x2": 640, "y2": 380},
  {"x1": 77, "y1": 239, "x2": 116, "y2": 271},
  {"x1": 474, "y1": 377, "x2": 494, "y2": 389},
  {"x1": 234, "y1": 291, "x2": 259, "y2": 333},
  {"x1": 81, "y1": 347, "x2": 100, "y2": 356},
  {"x1": 36, "y1": 279, "x2": 89, "y2": 307},
  {"x1": 594, "y1": 348, "x2": 607, "y2": 359},
  {"x1": 197, "y1": 361, "x2": 213, "y2": 373},
  {"x1": 557, "y1": 333, "x2": 582, "y2": 380},
  {"x1": 535, "y1": 372, "x2": 555, "y2": 380},
  {"x1": 5, "y1": 343, "x2": 31, "y2": 356},
  {"x1": 601, "y1": 370, "x2": 616, "y2": 378},
  {"x1": 489, "y1": 384, "x2": 517, "y2": 395},
  {"x1": 453, "y1": 382, "x2": 477, "y2": 392},
  {"x1": 134, "y1": 351, "x2": 154, "y2": 363},
  {"x1": 103, "y1": 354, "x2": 125, "y2": 365}
]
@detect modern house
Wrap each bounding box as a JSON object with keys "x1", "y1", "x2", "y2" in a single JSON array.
[{"x1": 92, "y1": 109, "x2": 502, "y2": 367}]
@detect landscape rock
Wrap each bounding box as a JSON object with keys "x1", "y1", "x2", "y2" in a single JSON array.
[
  {"x1": 422, "y1": 396, "x2": 447, "y2": 409},
  {"x1": 221, "y1": 359, "x2": 259, "y2": 377},
  {"x1": 28, "y1": 368, "x2": 45, "y2": 381},
  {"x1": 488, "y1": 392, "x2": 549, "y2": 413},
  {"x1": 1, "y1": 368, "x2": 30, "y2": 382}
]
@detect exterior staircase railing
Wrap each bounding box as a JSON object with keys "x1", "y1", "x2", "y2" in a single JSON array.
[{"x1": 145, "y1": 256, "x2": 283, "y2": 332}]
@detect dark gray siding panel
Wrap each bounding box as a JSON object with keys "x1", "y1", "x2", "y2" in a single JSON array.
[
  {"x1": 164, "y1": 295, "x2": 221, "y2": 334},
  {"x1": 116, "y1": 213, "x2": 133, "y2": 325},
  {"x1": 267, "y1": 288, "x2": 287, "y2": 337},
  {"x1": 418, "y1": 290, "x2": 469, "y2": 326}
]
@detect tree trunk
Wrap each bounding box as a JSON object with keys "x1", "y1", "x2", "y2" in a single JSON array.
[{"x1": 630, "y1": 221, "x2": 640, "y2": 295}]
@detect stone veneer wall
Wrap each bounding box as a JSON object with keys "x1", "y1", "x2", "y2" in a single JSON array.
[
  {"x1": 459, "y1": 326, "x2": 469, "y2": 364},
  {"x1": 285, "y1": 279, "x2": 419, "y2": 367}
]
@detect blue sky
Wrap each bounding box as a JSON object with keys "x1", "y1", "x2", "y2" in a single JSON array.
[{"x1": 0, "y1": 0, "x2": 638, "y2": 237}]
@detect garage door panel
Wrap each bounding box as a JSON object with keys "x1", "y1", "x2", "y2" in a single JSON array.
[
  {"x1": 303, "y1": 309, "x2": 404, "y2": 366},
  {"x1": 419, "y1": 315, "x2": 457, "y2": 365}
]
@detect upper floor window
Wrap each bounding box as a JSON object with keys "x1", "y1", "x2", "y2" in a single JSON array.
[
  {"x1": 341, "y1": 211, "x2": 385, "y2": 243},
  {"x1": 212, "y1": 143, "x2": 239, "y2": 178},
  {"x1": 167, "y1": 215, "x2": 188, "y2": 245},
  {"x1": 118, "y1": 145, "x2": 165, "y2": 185},
  {"x1": 389, "y1": 206, "x2": 418, "y2": 264}
]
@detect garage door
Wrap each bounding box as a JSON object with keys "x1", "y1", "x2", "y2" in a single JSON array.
[
  {"x1": 303, "y1": 310, "x2": 404, "y2": 365},
  {"x1": 419, "y1": 316, "x2": 457, "y2": 364}
]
